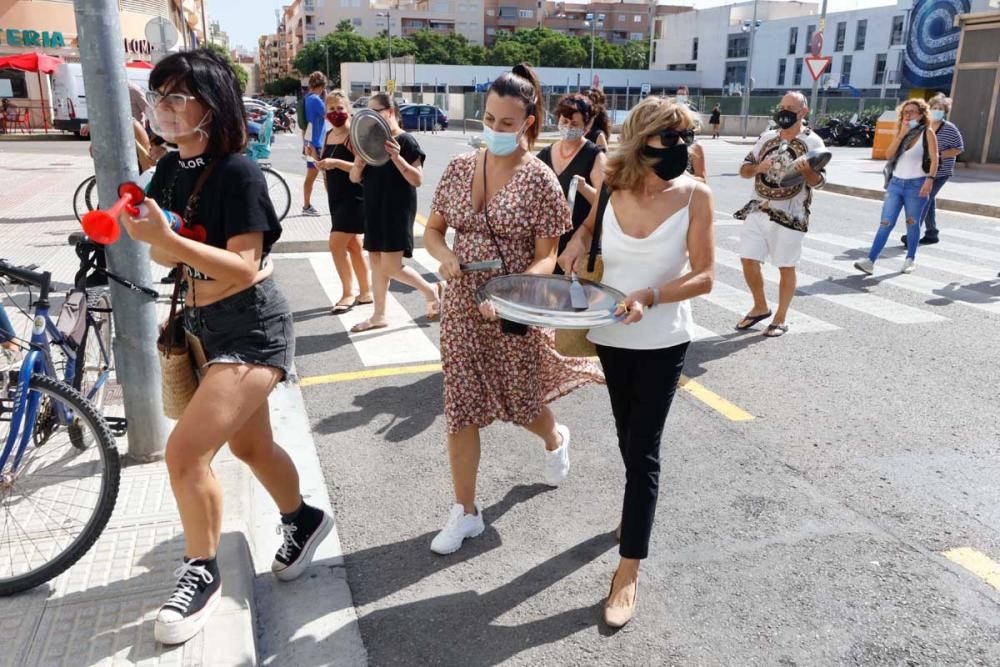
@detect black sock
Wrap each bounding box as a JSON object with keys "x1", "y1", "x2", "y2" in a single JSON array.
[{"x1": 281, "y1": 498, "x2": 305, "y2": 524}]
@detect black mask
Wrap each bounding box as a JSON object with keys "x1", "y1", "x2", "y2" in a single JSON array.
[
  {"x1": 642, "y1": 144, "x2": 688, "y2": 182},
  {"x1": 774, "y1": 109, "x2": 800, "y2": 129}
]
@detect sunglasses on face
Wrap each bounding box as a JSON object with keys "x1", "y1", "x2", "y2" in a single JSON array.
[{"x1": 658, "y1": 128, "x2": 695, "y2": 146}]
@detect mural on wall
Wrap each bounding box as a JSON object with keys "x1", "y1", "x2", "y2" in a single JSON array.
[{"x1": 902, "y1": 0, "x2": 971, "y2": 89}]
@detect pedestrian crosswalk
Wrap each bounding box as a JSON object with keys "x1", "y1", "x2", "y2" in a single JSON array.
[{"x1": 289, "y1": 218, "x2": 999, "y2": 369}]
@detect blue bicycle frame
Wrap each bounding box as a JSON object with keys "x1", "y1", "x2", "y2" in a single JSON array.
[{"x1": 0, "y1": 271, "x2": 76, "y2": 476}]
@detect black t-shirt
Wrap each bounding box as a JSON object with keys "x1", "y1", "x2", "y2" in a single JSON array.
[
  {"x1": 146, "y1": 152, "x2": 282, "y2": 256},
  {"x1": 361, "y1": 132, "x2": 425, "y2": 229},
  {"x1": 537, "y1": 141, "x2": 600, "y2": 246}
]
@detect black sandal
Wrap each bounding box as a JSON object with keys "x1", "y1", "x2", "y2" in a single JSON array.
[
  {"x1": 763, "y1": 323, "x2": 789, "y2": 338},
  {"x1": 735, "y1": 310, "x2": 772, "y2": 331},
  {"x1": 330, "y1": 300, "x2": 355, "y2": 315}
]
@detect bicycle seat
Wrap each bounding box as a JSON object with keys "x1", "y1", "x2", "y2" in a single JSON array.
[{"x1": 68, "y1": 231, "x2": 87, "y2": 246}]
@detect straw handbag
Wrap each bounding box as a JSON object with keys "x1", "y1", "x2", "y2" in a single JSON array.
[
  {"x1": 157, "y1": 267, "x2": 202, "y2": 419},
  {"x1": 555, "y1": 186, "x2": 611, "y2": 358}
]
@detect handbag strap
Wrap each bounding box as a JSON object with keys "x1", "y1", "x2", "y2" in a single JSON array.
[
  {"x1": 162, "y1": 263, "x2": 185, "y2": 357},
  {"x1": 183, "y1": 161, "x2": 218, "y2": 309},
  {"x1": 480, "y1": 153, "x2": 511, "y2": 275},
  {"x1": 587, "y1": 185, "x2": 611, "y2": 273}
]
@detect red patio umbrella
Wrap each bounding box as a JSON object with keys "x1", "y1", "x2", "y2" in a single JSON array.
[
  {"x1": 0, "y1": 53, "x2": 65, "y2": 132},
  {"x1": 125, "y1": 60, "x2": 155, "y2": 70}
]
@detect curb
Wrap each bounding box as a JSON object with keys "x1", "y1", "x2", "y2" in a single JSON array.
[
  {"x1": 0, "y1": 133, "x2": 77, "y2": 142},
  {"x1": 823, "y1": 182, "x2": 1000, "y2": 218}
]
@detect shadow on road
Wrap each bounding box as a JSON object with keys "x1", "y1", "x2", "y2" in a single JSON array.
[
  {"x1": 685, "y1": 332, "x2": 770, "y2": 380},
  {"x1": 313, "y1": 373, "x2": 443, "y2": 442}
]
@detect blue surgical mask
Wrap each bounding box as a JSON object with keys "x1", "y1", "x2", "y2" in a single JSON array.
[
  {"x1": 482, "y1": 125, "x2": 522, "y2": 156},
  {"x1": 930, "y1": 109, "x2": 945, "y2": 122},
  {"x1": 908, "y1": 119, "x2": 921, "y2": 129}
]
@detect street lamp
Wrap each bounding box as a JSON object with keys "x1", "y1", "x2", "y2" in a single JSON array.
[
  {"x1": 376, "y1": 10, "x2": 393, "y2": 86},
  {"x1": 584, "y1": 12, "x2": 605, "y2": 89},
  {"x1": 740, "y1": 0, "x2": 761, "y2": 138}
]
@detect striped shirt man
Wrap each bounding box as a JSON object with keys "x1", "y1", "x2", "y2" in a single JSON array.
[{"x1": 934, "y1": 121, "x2": 964, "y2": 178}]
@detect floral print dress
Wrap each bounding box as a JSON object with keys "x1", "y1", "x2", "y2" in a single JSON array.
[{"x1": 431, "y1": 152, "x2": 604, "y2": 434}]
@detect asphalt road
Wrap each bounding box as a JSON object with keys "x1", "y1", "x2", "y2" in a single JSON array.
[{"x1": 265, "y1": 133, "x2": 1000, "y2": 665}]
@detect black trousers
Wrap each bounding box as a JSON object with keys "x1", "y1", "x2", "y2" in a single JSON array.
[{"x1": 595, "y1": 341, "x2": 689, "y2": 559}]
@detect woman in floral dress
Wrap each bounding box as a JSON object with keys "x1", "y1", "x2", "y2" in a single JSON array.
[{"x1": 423, "y1": 63, "x2": 603, "y2": 555}]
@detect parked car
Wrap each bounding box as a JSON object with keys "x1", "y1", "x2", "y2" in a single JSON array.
[{"x1": 399, "y1": 104, "x2": 448, "y2": 131}]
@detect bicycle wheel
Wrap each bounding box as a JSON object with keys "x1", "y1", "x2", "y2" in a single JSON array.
[
  {"x1": 72, "y1": 175, "x2": 96, "y2": 224},
  {"x1": 73, "y1": 291, "x2": 113, "y2": 415},
  {"x1": 0, "y1": 374, "x2": 119, "y2": 596},
  {"x1": 261, "y1": 166, "x2": 291, "y2": 222}
]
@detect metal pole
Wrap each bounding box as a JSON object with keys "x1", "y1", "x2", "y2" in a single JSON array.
[
  {"x1": 387, "y1": 11, "x2": 393, "y2": 84},
  {"x1": 200, "y1": 0, "x2": 209, "y2": 46},
  {"x1": 809, "y1": 0, "x2": 829, "y2": 119},
  {"x1": 589, "y1": 16, "x2": 595, "y2": 88},
  {"x1": 740, "y1": 0, "x2": 759, "y2": 138},
  {"x1": 73, "y1": 0, "x2": 168, "y2": 461},
  {"x1": 647, "y1": 0, "x2": 655, "y2": 70}
]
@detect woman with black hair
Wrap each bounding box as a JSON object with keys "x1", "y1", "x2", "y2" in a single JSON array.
[
  {"x1": 584, "y1": 88, "x2": 611, "y2": 150},
  {"x1": 537, "y1": 93, "x2": 606, "y2": 264},
  {"x1": 424, "y1": 63, "x2": 603, "y2": 556},
  {"x1": 121, "y1": 49, "x2": 332, "y2": 645},
  {"x1": 349, "y1": 92, "x2": 442, "y2": 332}
]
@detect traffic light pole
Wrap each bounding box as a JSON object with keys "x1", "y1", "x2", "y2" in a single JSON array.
[
  {"x1": 73, "y1": 0, "x2": 169, "y2": 461},
  {"x1": 740, "y1": 0, "x2": 759, "y2": 138},
  {"x1": 809, "y1": 0, "x2": 830, "y2": 118}
]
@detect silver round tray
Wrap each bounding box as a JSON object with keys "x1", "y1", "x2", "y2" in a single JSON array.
[
  {"x1": 350, "y1": 109, "x2": 392, "y2": 166},
  {"x1": 480, "y1": 274, "x2": 625, "y2": 330}
]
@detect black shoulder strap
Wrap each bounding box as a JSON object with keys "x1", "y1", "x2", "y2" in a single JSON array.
[
  {"x1": 537, "y1": 145, "x2": 552, "y2": 167},
  {"x1": 587, "y1": 186, "x2": 611, "y2": 272}
]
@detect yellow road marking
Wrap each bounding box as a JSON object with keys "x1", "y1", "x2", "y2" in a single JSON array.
[
  {"x1": 300, "y1": 363, "x2": 442, "y2": 387},
  {"x1": 943, "y1": 548, "x2": 1000, "y2": 592},
  {"x1": 300, "y1": 365, "x2": 754, "y2": 422},
  {"x1": 678, "y1": 375, "x2": 755, "y2": 422}
]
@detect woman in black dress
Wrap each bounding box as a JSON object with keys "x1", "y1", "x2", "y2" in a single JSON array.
[
  {"x1": 709, "y1": 103, "x2": 722, "y2": 139},
  {"x1": 314, "y1": 90, "x2": 372, "y2": 314},
  {"x1": 584, "y1": 88, "x2": 611, "y2": 150},
  {"x1": 537, "y1": 93, "x2": 607, "y2": 264},
  {"x1": 349, "y1": 93, "x2": 441, "y2": 332}
]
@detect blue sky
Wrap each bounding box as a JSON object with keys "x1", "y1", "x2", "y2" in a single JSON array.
[{"x1": 210, "y1": 0, "x2": 895, "y2": 53}]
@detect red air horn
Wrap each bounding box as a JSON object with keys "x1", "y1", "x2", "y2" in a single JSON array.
[{"x1": 80, "y1": 182, "x2": 207, "y2": 245}]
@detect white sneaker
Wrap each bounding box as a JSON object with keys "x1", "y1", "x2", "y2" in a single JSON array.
[
  {"x1": 901, "y1": 258, "x2": 915, "y2": 274},
  {"x1": 430, "y1": 503, "x2": 484, "y2": 555},
  {"x1": 853, "y1": 259, "x2": 875, "y2": 275},
  {"x1": 544, "y1": 424, "x2": 571, "y2": 487}
]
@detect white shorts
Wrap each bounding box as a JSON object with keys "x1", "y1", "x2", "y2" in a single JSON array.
[{"x1": 739, "y1": 212, "x2": 805, "y2": 268}]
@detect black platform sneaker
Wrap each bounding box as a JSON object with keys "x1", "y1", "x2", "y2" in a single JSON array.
[
  {"x1": 271, "y1": 504, "x2": 333, "y2": 581},
  {"x1": 154, "y1": 557, "x2": 222, "y2": 645}
]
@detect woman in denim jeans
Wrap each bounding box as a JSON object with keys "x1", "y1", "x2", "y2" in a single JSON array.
[
  {"x1": 855, "y1": 99, "x2": 938, "y2": 276},
  {"x1": 120, "y1": 49, "x2": 332, "y2": 646}
]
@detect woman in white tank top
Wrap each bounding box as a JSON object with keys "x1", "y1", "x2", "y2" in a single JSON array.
[{"x1": 557, "y1": 96, "x2": 715, "y2": 628}]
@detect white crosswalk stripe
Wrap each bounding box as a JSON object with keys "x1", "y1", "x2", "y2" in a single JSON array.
[
  {"x1": 942, "y1": 228, "x2": 1000, "y2": 248},
  {"x1": 697, "y1": 278, "x2": 840, "y2": 334},
  {"x1": 713, "y1": 247, "x2": 948, "y2": 325}
]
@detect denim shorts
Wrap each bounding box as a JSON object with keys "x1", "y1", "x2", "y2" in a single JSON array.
[{"x1": 183, "y1": 277, "x2": 295, "y2": 382}]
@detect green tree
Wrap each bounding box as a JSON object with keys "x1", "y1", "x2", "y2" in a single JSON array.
[
  {"x1": 537, "y1": 33, "x2": 587, "y2": 68},
  {"x1": 487, "y1": 40, "x2": 539, "y2": 66},
  {"x1": 335, "y1": 19, "x2": 355, "y2": 33},
  {"x1": 620, "y1": 40, "x2": 649, "y2": 70},
  {"x1": 263, "y1": 76, "x2": 301, "y2": 96},
  {"x1": 204, "y1": 42, "x2": 248, "y2": 92},
  {"x1": 293, "y1": 31, "x2": 374, "y2": 85}
]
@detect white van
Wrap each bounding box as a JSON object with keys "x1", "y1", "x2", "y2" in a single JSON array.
[{"x1": 52, "y1": 62, "x2": 153, "y2": 134}]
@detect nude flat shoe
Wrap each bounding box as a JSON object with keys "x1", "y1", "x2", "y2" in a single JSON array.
[{"x1": 603, "y1": 568, "x2": 638, "y2": 629}]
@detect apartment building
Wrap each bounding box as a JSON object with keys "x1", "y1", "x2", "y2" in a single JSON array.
[
  {"x1": 313, "y1": 0, "x2": 486, "y2": 46},
  {"x1": 258, "y1": 27, "x2": 294, "y2": 85}
]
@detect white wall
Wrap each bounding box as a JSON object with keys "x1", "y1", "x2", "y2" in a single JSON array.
[{"x1": 314, "y1": 0, "x2": 486, "y2": 45}]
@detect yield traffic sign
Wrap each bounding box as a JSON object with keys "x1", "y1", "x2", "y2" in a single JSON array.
[{"x1": 805, "y1": 56, "x2": 832, "y2": 81}]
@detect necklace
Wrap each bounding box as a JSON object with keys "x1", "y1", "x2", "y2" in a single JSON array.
[{"x1": 558, "y1": 140, "x2": 583, "y2": 161}]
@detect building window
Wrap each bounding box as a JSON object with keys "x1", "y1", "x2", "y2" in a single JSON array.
[
  {"x1": 841, "y1": 54, "x2": 852, "y2": 84},
  {"x1": 727, "y1": 33, "x2": 749, "y2": 59},
  {"x1": 777, "y1": 58, "x2": 786, "y2": 86},
  {"x1": 835, "y1": 21, "x2": 846, "y2": 51},
  {"x1": 793, "y1": 57, "x2": 803, "y2": 85},
  {"x1": 725, "y1": 62, "x2": 747, "y2": 86},
  {"x1": 805, "y1": 24, "x2": 815, "y2": 51},
  {"x1": 499, "y1": 6, "x2": 517, "y2": 18},
  {"x1": 518, "y1": 9, "x2": 533, "y2": 18},
  {"x1": 873, "y1": 53, "x2": 887, "y2": 85},
  {"x1": 630, "y1": 32, "x2": 643, "y2": 40},
  {"x1": 352, "y1": 17, "x2": 362, "y2": 26},
  {"x1": 487, "y1": 27, "x2": 496, "y2": 35},
  {"x1": 890, "y1": 15, "x2": 904, "y2": 46},
  {"x1": 486, "y1": 8, "x2": 494, "y2": 16},
  {"x1": 788, "y1": 27, "x2": 798, "y2": 55},
  {"x1": 855, "y1": 19, "x2": 867, "y2": 50},
  {"x1": 692, "y1": 37, "x2": 698, "y2": 61},
  {"x1": 618, "y1": 14, "x2": 625, "y2": 23},
  {"x1": 634, "y1": 15, "x2": 641, "y2": 23}
]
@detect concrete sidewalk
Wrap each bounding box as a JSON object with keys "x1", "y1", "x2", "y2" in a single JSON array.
[{"x1": 0, "y1": 150, "x2": 365, "y2": 665}]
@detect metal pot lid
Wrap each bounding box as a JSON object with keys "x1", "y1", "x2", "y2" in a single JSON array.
[
  {"x1": 480, "y1": 274, "x2": 625, "y2": 330},
  {"x1": 350, "y1": 109, "x2": 392, "y2": 166},
  {"x1": 767, "y1": 148, "x2": 833, "y2": 188}
]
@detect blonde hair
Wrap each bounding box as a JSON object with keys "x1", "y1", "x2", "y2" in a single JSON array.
[
  {"x1": 898, "y1": 98, "x2": 931, "y2": 127},
  {"x1": 604, "y1": 96, "x2": 697, "y2": 193},
  {"x1": 929, "y1": 93, "x2": 952, "y2": 113},
  {"x1": 325, "y1": 89, "x2": 350, "y2": 109}
]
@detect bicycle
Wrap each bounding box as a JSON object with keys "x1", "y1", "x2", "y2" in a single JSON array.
[
  {"x1": 246, "y1": 101, "x2": 292, "y2": 222},
  {"x1": 0, "y1": 260, "x2": 120, "y2": 596},
  {"x1": 72, "y1": 174, "x2": 98, "y2": 224}
]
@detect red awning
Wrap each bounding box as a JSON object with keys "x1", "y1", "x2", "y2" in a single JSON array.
[
  {"x1": 0, "y1": 53, "x2": 64, "y2": 74},
  {"x1": 126, "y1": 60, "x2": 155, "y2": 69}
]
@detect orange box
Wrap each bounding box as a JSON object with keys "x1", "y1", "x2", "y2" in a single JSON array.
[{"x1": 871, "y1": 110, "x2": 899, "y2": 160}]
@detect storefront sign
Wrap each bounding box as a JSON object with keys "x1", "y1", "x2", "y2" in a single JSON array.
[
  {"x1": 124, "y1": 38, "x2": 153, "y2": 54},
  {"x1": 0, "y1": 29, "x2": 66, "y2": 49}
]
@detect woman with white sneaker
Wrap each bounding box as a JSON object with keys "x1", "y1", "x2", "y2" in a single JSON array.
[
  {"x1": 559, "y1": 96, "x2": 715, "y2": 627},
  {"x1": 423, "y1": 63, "x2": 603, "y2": 556}
]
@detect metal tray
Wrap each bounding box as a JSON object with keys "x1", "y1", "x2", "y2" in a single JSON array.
[
  {"x1": 479, "y1": 274, "x2": 625, "y2": 330},
  {"x1": 350, "y1": 109, "x2": 392, "y2": 166}
]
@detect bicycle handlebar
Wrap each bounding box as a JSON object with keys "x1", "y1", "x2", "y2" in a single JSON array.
[{"x1": 0, "y1": 258, "x2": 52, "y2": 301}]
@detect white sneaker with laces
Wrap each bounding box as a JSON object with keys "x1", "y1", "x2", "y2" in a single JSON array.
[
  {"x1": 430, "y1": 502, "x2": 484, "y2": 555},
  {"x1": 854, "y1": 259, "x2": 875, "y2": 275},
  {"x1": 544, "y1": 424, "x2": 571, "y2": 486},
  {"x1": 901, "y1": 258, "x2": 915, "y2": 274}
]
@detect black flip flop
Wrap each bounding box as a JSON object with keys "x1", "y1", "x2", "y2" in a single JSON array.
[
  {"x1": 763, "y1": 323, "x2": 789, "y2": 338},
  {"x1": 735, "y1": 311, "x2": 772, "y2": 331},
  {"x1": 354, "y1": 297, "x2": 374, "y2": 306},
  {"x1": 331, "y1": 301, "x2": 355, "y2": 315}
]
